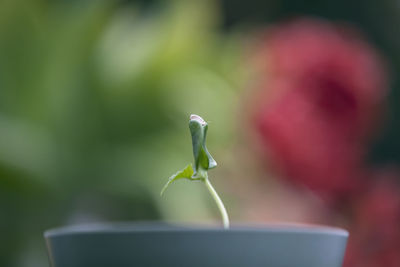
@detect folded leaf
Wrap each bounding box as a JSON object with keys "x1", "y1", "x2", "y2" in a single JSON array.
[
  {"x1": 189, "y1": 114, "x2": 217, "y2": 175},
  {"x1": 160, "y1": 164, "x2": 194, "y2": 196}
]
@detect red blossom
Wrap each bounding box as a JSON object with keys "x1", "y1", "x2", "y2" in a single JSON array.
[
  {"x1": 251, "y1": 18, "x2": 388, "y2": 202},
  {"x1": 344, "y1": 171, "x2": 400, "y2": 267}
]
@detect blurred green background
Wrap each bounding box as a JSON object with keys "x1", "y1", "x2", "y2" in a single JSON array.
[
  {"x1": 0, "y1": 0, "x2": 244, "y2": 266},
  {"x1": 2, "y1": 0, "x2": 400, "y2": 266}
]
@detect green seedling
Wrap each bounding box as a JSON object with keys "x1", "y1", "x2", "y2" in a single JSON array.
[{"x1": 161, "y1": 114, "x2": 230, "y2": 229}]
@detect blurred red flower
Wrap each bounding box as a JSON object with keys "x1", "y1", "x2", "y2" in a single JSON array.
[
  {"x1": 344, "y1": 170, "x2": 400, "y2": 267},
  {"x1": 251, "y1": 18, "x2": 388, "y2": 202}
]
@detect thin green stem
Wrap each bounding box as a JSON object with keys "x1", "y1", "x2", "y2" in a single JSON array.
[{"x1": 203, "y1": 176, "x2": 230, "y2": 229}]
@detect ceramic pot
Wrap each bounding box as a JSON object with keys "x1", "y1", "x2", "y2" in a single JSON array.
[{"x1": 44, "y1": 223, "x2": 348, "y2": 267}]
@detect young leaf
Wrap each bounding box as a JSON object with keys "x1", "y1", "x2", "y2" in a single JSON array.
[
  {"x1": 161, "y1": 114, "x2": 229, "y2": 228},
  {"x1": 160, "y1": 164, "x2": 194, "y2": 196},
  {"x1": 189, "y1": 114, "x2": 217, "y2": 175}
]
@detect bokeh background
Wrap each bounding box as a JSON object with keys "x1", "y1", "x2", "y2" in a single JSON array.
[{"x1": 1, "y1": 0, "x2": 400, "y2": 266}]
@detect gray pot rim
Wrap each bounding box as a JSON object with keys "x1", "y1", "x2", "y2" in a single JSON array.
[{"x1": 44, "y1": 222, "x2": 348, "y2": 238}]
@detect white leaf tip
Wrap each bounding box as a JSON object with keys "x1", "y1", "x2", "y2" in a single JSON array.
[{"x1": 190, "y1": 114, "x2": 207, "y2": 126}]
